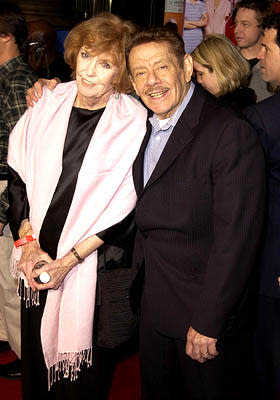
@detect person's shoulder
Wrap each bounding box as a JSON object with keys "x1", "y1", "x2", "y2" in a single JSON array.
[
  {"x1": 247, "y1": 92, "x2": 280, "y2": 114},
  {"x1": 194, "y1": 84, "x2": 243, "y2": 122},
  {"x1": 219, "y1": 87, "x2": 256, "y2": 112},
  {"x1": 183, "y1": 85, "x2": 253, "y2": 146},
  {"x1": 257, "y1": 91, "x2": 280, "y2": 107},
  {"x1": 6, "y1": 58, "x2": 38, "y2": 89},
  {"x1": 43, "y1": 80, "x2": 76, "y2": 97}
]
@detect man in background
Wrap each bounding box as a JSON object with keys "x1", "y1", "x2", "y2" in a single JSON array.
[
  {"x1": 0, "y1": 0, "x2": 37, "y2": 378},
  {"x1": 233, "y1": 0, "x2": 274, "y2": 101},
  {"x1": 245, "y1": 13, "x2": 280, "y2": 400}
]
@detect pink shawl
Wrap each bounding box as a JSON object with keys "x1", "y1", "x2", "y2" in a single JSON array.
[{"x1": 8, "y1": 81, "x2": 147, "y2": 388}]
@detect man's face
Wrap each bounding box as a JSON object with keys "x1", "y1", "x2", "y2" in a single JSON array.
[
  {"x1": 129, "y1": 41, "x2": 192, "y2": 119},
  {"x1": 234, "y1": 8, "x2": 262, "y2": 50},
  {"x1": 258, "y1": 28, "x2": 280, "y2": 86}
]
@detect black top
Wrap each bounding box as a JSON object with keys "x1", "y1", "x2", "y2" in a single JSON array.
[
  {"x1": 218, "y1": 87, "x2": 257, "y2": 113},
  {"x1": 8, "y1": 106, "x2": 104, "y2": 252},
  {"x1": 247, "y1": 57, "x2": 259, "y2": 70},
  {"x1": 39, "y1": 106, "x2": 104, "y2": 259}
]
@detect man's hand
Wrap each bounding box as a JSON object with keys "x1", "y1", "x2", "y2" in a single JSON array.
[
  {"x1": 186, "y1": 326, "x2": 219, "y2": 363},
  {"x1": 26, "y1": 78, "x2": 61, "y2": 107}
]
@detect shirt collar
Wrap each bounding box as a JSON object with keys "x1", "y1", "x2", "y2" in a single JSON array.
[{"x1": 149, "y1": 81, "x2": 195, "y2": 133}]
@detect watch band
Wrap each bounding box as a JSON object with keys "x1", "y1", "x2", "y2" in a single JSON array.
[{"x1": 70, "y1": 247, "x2": 84, "y2": 264}]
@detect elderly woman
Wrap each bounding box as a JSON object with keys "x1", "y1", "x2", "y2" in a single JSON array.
[
  {"x1": 191, "y1": 33, "x2": 256, "y2": 110},
  {"x1": 7, "y1": 12, "x2": 146, "y2": 400}
]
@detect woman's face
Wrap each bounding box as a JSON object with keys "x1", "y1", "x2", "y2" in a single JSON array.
[
  {"x1": 193, "y1": 61, "x2": 220, "y2": 97},
  {"x1": 75, "y1": 47, "x2": 119, "y2": 109}
]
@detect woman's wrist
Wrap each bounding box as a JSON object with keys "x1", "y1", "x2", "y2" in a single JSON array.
[
  {"x1": 62, "y1": 250, "x2": 81, "y2": 270},
  {"x1": 20, "y1": 240, "x2": 39, "y2": 254},
  {"x1": 18, "y1": 219, "x2": 33, "y2": 238}
]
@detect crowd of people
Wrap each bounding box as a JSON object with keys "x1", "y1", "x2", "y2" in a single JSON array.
[{"x1": 1, "y1": 0, "x2": 280, "y2": 399}]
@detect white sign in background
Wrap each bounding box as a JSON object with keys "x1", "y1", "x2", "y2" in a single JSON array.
[{"x1": 165, "y1": 0, "x2": 184, "y2": 13}]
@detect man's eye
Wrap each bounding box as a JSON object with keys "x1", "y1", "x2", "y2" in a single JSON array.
[
  {"x1": 159, "y1": 65, "x2": 168, "y2": 70},
  {"x1": 135, "y1": 71, "x2": 145, "y2": 77}
]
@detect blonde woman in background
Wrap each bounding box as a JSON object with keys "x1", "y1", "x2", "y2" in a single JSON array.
[{"x1": 192, "y1": 33, "x2": 256, "y2": 110}]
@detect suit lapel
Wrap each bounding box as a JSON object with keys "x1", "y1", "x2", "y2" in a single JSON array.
[{"x1": 133, "y1": 119, "x2": 152, "y2": 196}]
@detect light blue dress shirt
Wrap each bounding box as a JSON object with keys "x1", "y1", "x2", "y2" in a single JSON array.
[{"x1": 143, "y1": 82, "x2": 195, "y2": 186}]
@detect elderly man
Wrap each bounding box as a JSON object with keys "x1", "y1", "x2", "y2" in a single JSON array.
[
  {"x1": 245, "y1": 13, "x2": 280, "y2": 400},
  {"x1": 127, "y1": 26, "x2": 265, "y2": 399}
]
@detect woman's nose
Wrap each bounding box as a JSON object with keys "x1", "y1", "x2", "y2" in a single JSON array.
[{"x1": 86, "y1": 61, "x2": 97, "y2": 76}]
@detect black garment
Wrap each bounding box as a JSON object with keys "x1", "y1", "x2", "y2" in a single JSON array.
[
  {"x1": 9, "y1": 107, "x2": 137, "y2": 400},
  {"x1": 254, "y1": 295, "x2": 280, "y2": 400},
  {"x1": 218, "y1": 87, "x2": 256, "y2": 112},
  {"x1": 39, "y1": 106, "x2": 104, "y2": 258},
  {"x1": 245, "y1": 93, "x2": 280, "y2": 400},
  {"x1": 140, "y1": 313, "x2": 257, "y2": 400},
  {"x1": 248, "y1": 57, "x2": 259, "y2": 70}
]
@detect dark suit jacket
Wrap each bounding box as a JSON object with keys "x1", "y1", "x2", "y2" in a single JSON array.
[
  {"x1": 133, "y1": 85, "x2": 265, "y2": 340},
  {"x1": 245, "y1": 93, "x2": 280, "y2": 299}
]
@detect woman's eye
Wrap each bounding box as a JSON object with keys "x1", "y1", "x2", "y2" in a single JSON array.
[
  {"x1": 81, "y1": 51, "x2": 89, "y2": 58},
  {"x1": 103, "y1": 62, "x2": 111, "y2": 69}
]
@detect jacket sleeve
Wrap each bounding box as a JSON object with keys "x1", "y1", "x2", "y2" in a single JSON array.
[
  {"x1": 0, "y1": 186, "x2": 9, "y2": 225},
  {"x1": 190, "y1": 118, "x2": 265, "y2": 338},
  {"x1": 96, "y1": 210, "x2": 136, "y2": 249},
  {"x1": 8, "y1": 166, "x2": 29, "y2": 241}
]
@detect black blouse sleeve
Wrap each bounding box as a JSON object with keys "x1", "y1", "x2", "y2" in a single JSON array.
[
  {"x1": 96, "y1": 210, "x2": 136, "y2": 249},
  {"x1": 8, "y1": 166, "x2": 30, "y2": 241}
]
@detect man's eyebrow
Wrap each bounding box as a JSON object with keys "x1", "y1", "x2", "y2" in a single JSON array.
[{"x1": 131, "y1": 58, "x2": 169, "y2": 71}]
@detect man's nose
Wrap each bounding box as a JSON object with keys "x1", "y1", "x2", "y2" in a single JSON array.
[
  {"x1": 257, "y1": 47, "x2": 264, "y2": 60},
  {"x1": 146, "y1": 70, "x2": 160, "y2": 85}
]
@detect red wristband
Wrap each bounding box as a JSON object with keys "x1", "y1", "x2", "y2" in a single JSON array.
[{"x1": 14, "y1": 234, "x2": 36, "y2": 248}]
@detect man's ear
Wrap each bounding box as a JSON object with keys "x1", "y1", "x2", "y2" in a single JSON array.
[
  {"x1": 129, "y1": 75, "x2": 139, "y2": 96},
  {"x1": 183, "y1": 54, "x2": 193, "y2": 83},
  {"x1": 0, "y1": 33, "x2": 14, "y2": 43}
]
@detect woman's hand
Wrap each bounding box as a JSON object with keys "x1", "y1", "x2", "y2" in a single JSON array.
[
  {"x1": 31, "y1": 235, "x2": 104, "y2": 291},
  {"x1": 184, "y1": 20, "x2": 198, "y2": 29},
  {"x1": 31, "y1": 256, "x2": 75, "y2": 291},
  {"x1": 26, "y1": 78, "x2": 61, "y2": 107},
  {"x1": 18, "y1": 241, "x2": 52, "y2": 291}
]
